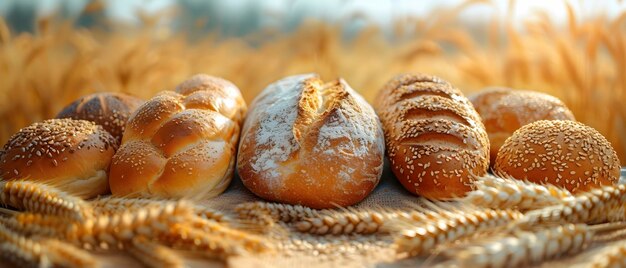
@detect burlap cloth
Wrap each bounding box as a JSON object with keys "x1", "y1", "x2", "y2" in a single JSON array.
[{"x1": 2, "y1": 168, "x2": 622, "y2": 268}]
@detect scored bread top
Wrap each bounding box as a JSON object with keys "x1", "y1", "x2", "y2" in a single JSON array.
[
  {"x1": 237, "y1": 74, "x2": 385, "y2": 208},
  {"x1": 375, "y1": 73, "x2": 489, "y2": 199}
]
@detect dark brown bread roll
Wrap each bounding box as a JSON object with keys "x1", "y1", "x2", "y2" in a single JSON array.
[
  {"x1": 57, "y1": 92, "x2": 144, "y2": 144},
  {"x1": 375, "y1": 73, "x2": 490, "y2": 199}
]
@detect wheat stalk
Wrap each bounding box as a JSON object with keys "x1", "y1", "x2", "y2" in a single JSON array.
[
  {"x1": 461, "y1": 174, "x2": 574, "y2": 210},
  {"x1": 444, "y1": 224, "x2": 593, "y2": 268},
  {"x1": 394, "y1": 206, "x2": 523, "y2": 257},
  {"x1": 159, "y1": 223, "x2": 252, "y2": 260},
  {"x1": 127, "y1": 236, "x2": 184, "y2": 268},
  {"x1": 0, "y1": 180, "x2": 91, "y2": 221},
  {"x1": 90, "y1": 196, "x2": 231, "y2": 223},
  {"x1": 515, "y1": 184, "x2": 626, "y2": 228}
]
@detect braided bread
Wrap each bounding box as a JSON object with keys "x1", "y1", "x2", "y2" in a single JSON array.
[
  {"x1": 375, "y1": 73, "x2": 489, "y2": 199},
  {"x1": 108, "y1": 74, "x2": 246, "y2": 199}
]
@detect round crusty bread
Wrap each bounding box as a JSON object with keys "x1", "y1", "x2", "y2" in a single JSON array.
[
  {"x1": 375, "y1": 73, "x2": 490, "y2": 199},
  {"x1": 469, "y1": 87, "x2": 575, "y2": 165},
  {"x1": 56, "y1": 92, "x2": 144, "y2": 144},
  {"x1": 494, "y1": 120, "x2": 620, "y2": 193},
  {"x1": 237, "y1": 74, "x2": 385, "y2": 209},
  {"x1": 0, "y1": 118, "x2": 117, "y2": 198},
  {"x1": 108, "y1": 74, "x2": 246, "y2": 199}
]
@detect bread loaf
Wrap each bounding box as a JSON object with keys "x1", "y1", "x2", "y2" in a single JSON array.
[
  {"x1": 237, "y1": 74, "x2": 385, "y2": 209},
  {"x1": 56, "y1": 92, "x2": 144, "y2": 144},
  {"x1": 494, "y1": 120, "x2": 620, "y2": 193},
  {"x1": 0, "y1": 119, "x2": 117, "y2": 198},
  {"x1": 375, "y1": 73, "x2": 489, "y2": 199},
  {"x1": 469, "y1": 88, "x2": 575, "y2": 165},
  {"x1": 108, "y1": 74, "x2": 246, "y2": 199}
]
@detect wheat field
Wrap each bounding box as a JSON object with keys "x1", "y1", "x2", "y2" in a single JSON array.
[{"x1": 0, "y1": 0, "x2": 624, "y2": 162}]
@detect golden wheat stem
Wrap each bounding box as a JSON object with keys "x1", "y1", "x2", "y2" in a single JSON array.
[{"x1": 41, "y1": 239, "x2": 99, "y2": 268}]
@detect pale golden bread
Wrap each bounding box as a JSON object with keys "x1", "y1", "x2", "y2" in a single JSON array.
[{"x1": 108, "y1": 74, "x2": 246, "y2": 199}]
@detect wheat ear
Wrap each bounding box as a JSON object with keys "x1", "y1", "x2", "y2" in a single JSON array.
[
  {"x1": 0, "y1": 223, "x2": 51, "y2": 268},
  {"x1": 295, "y1": 209, "x2": 392, "y2": 235},
  {"x1": 515, "y1": 184, "x2": 626, "y2": 228},
  {"x1": 90, "y1": 196, "x2": 231, "y2": 223},
  {"x1": 235, "y1": 201, "x2": 324, "y2": 223},
  {"x1": 444, "y1": 224, "x2": 593, "y2": 268},
  {"x1": 394, "y1": 206, "x2": 523, "y2": 257},
  {"x1": 0, "y1": 212, "x2": 71, "y2": 237},
  {"x1": 461, "y1": 174, "x2": 573, "y2": 210},
  {"x1": 160, "y1": 223, "x2": 252, "y2": 260},
  {"x1": 0, "y1": 180, "x2": 91, "y2": 221},
  {"x1": 127, "y1": 236, "x2": 184, "y2": 268},
  {"x1": 65, "y1": 200, "x2": 195, "y2": 250}
]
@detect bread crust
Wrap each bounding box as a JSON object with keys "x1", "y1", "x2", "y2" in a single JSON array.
[
  {"x1": 494, "y1": 120, "x2": 620, "y2": 193},
  {"x1": 0, "y1": 119, "x2": 117, "y2": 198},
  {"x1": 469, "y1": 88, "x2": 575, "y2": 165},
  {"x1": 108, "y1": 74, "x2": 246, "y2": 199},
  {"x1": 56, "y1": 92, "x2": 144, "y2": 144},
  {"x1": 375, "y1": 73, "x2": 489, "y2": 199},
  {"x1": 237, "y1": 74, "x2": 385, "y2": 209}
]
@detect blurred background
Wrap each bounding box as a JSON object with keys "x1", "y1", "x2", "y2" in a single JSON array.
[{"x1": 0, "y1": 0, "x2": 625, "y2": 160}]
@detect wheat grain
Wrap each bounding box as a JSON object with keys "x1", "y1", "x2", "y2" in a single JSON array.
[
  {"x1": 0, "y1": 180, "x2": 91, "y2": 221},
  {"x1": 445, "y1": 224, "x2": 593, "y2": 268},
  {"x1": 127, "y1": 236, "x2": 184, "y2": 268},
  {"x1": 461, "y1": 174, "x2": 573, "y2": 210},
  {"x1": 394, "y1": 207, "x2": 523, "y2": 257},
  {"x1": 515, "y1": 184, "x2": 626, "y2": 228},
  {"x1": 90, "y1": 196, "x2": 231, "y2": 223}
]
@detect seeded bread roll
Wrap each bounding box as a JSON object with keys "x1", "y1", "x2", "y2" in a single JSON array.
[
  {"x1": 108, "y1": 74, "x2": 246, "y2": 199},
  {"x1": 375, "y1": 73, "x2": 489, "y2": 199},
  {"x1": 494, "y1": 120, "x2": 620, "y2": 193},
  {"x1": 0, "y1": 119, "x2": 117, "y2": 198},
  {"x1": 56, "y1": 92, "x2": 144, "y2": 144},
  {"x1": 237, "y1": 74, "x2": 385, "y2": 209},
  {"x1": 469, "y1": 88, "x2": 575, "y2": 165}
]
